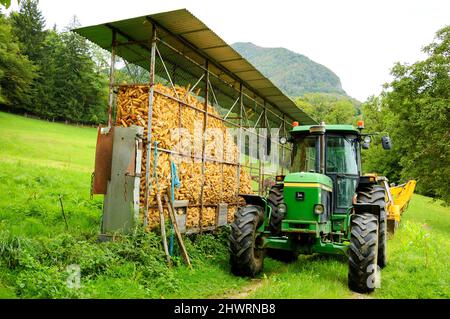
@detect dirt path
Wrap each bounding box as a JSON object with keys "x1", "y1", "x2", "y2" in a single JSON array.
[
  {"x1": 208, "y1": 278, "x2": 266, "y2": 299},
  {"x1": 216, "y1": 277, "x2": 372, "y2": 299}
]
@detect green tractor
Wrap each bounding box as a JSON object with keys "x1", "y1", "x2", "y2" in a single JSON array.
[{"x1": 229, "y1": 122, "x2": 392, "y2": 293}]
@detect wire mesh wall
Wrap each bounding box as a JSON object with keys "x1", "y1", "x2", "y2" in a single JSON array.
[{"x1": 108, "y1": 25, "x2": 294, "y2": 232}]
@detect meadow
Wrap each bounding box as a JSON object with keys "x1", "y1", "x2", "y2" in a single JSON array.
[{"x1": 0, "y1": 111, "x2": 448, "y2": 299}]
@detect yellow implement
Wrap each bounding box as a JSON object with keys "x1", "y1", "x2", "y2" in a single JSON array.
[
  {"x1": 364, "y1": 174, "x2": 417, "y2": 234},
  {"x1": 385, "y1": 180, "x2": 417, "y2": 233}
]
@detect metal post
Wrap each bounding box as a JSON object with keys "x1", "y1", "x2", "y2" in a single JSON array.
[
  {"x1": 281, "y1": 114, "x2": 285, "y2": 175},
  {"x1": 259, "y1": 103, "x2": 266, "y2": 196},
  {"x1": 320, "y1": 132, "x2": 325, "y2": 174},
  {"x1": 144, "y1": 24, "x2": 157, "y2": 227},
  {"x1": 108, "y1": 30, "x2": 117, "y2": 128},
  {"x1": 236, "y1": 83, "x2": 243, "y2": 203},
  {"x1": 198, "y1": 60, "x2": 209, "y2": 233}
]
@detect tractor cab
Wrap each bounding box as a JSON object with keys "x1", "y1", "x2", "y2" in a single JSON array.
[{"x1": 289, "y1": 123, "x2": 361, "y2": 213}]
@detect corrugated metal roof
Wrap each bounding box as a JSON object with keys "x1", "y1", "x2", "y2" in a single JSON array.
[{"x1": 74, "y1": 9, "x2": 316, "y2": 125}]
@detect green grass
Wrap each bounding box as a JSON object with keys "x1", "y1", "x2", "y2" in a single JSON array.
[
  {"x1": 0, "y1": 111, "x2": 449, "y2": 299},
  {"x1": 0, "y1": 111, "x2": 250, "y2": 299},
  {"x1": 249, "y1": 194, "x2": 450, "y2": 299},
  {"x1": 372, "y1": 194, "x2": 450, "y2": 298}
]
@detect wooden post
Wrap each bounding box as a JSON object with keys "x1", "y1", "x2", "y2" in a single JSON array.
[
  {"x1": 107, "y1": 30, "x2": 117, "y2": 128},
  {"x1": 144, "y1": 24, "x2": 157, "y2": 227},
  {"x1": 164, "y1": 194, "x2": 192, "y2": 269},
  {"x1": 156, "y1": 193, "x2": 171, "y2": 266},
  {"x1": 198, "y1": 60, "x2": 209, "y2": 233}
]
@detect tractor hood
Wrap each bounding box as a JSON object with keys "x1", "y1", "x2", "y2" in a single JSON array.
[
  {"x1": 284, "y1": 172, "x2": 333, "y2": 191},
  {"x1": 282, "y1": 172, "x2": 333, "y2": 229}
]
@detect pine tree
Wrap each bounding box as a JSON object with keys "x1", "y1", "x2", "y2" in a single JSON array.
[
  {"x1": 10, "y1": 0, "x2": 46, "y2": 61},
  {"x1": 0, "y1": 13, "x2": 35, "y2": 110},
  {"x1": 52, "y1": 16, "x2": 107, "y2": 123},
  {"x1": 9, "y1": 0, "x2": 49, "y2": 114}
]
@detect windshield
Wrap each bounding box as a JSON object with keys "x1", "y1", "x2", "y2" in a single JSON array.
[
  {"x1": 291, "y1": 136, "x2": 318, "y2": 173},
  {"x1": 326, "y1": 136, "x2": 358, "y2": 175}
]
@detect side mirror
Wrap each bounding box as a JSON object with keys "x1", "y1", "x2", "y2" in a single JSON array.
[
  {"x1": 382, "y1": 136, "x2": 392, "y2": 150},
  {"x1": 362, "y1": 136, "x2": 371, "y2": 149},
  {"x1": 266, "y1": 135, "x2": 271, "y2": 156}
]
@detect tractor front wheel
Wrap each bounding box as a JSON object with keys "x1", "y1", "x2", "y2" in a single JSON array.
[
  {"x1": 268, "y1": 184, "x2": 284, "y2": 235},
  {"x1": 348, "y1": 213, "x2": 379, "y2": 293},
  {"x1": 229, "y1": 205, "x2": 265, "y2": 277},
  {"x1": 357, "y1": 185, "x2": 387, "y2": 268}
]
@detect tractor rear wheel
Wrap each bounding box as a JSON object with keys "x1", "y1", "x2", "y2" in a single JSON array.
[
  {"x1": 268, "y1": 184, "x2": 284, "y2": 235},
  {"x1": 229, "y1": 205, "x2": 265, "y2": 277},
  {"x1": 348, "y1": 213, "x2": 379, "y2": 293},
  {"x1": 357, "y1": 185, "x2": 387, "y2": 268}
]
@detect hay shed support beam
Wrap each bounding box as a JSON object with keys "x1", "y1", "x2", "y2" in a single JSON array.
[
  {"x1": 144, "y1": 24, "x2": 157, "y2": 227},
  {"x1": 199, "y1": 60, "x2": 210, "y2": 233},
  {"x1": 108, "y1": 30, "x2": 117, "y2": 128}
]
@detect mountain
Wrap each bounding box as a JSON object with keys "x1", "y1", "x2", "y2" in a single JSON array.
[{"x1": 231, "y1": 42, "x2": 346, "y2": 97}]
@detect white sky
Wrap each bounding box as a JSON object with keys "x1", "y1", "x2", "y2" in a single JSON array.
[{"x1": 7, "y1": 0, "x2": 450, "y2": 101}]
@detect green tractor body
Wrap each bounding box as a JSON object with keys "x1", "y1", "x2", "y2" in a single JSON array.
[{"x1": 230, "y1": 123, "x2": 390, "y2": 293}]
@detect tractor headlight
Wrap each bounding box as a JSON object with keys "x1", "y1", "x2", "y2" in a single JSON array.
[
  {"x1": 277, "y1": 203, "x2": 287, "y2": 214},
  {"x1": 314, "y1": 204, "x2": 324, "y2": 215}
]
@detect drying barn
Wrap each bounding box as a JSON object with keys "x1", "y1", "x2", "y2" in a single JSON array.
[{"x1": 74, "y1": 9, "x2": 315, "y2": 236}]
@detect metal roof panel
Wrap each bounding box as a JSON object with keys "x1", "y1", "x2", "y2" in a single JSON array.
[{"x1": 74, "y1": 9, "x2": 316, "y2": 124}]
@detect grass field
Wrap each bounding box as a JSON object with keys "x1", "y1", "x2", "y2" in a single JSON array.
[{"x1": 0, "y1": 111, "x2": 449, "y2": 299}]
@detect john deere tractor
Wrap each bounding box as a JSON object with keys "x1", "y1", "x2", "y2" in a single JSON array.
[{"x1": 229, "y1": 122, "x2": 392, "y2": 293}]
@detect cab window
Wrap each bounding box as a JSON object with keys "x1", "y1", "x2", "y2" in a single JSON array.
[
  {"x1": 326, "y1": 136, "x2": 358, "y2": 175},
  {"x1": 291, "y1": 136, "x2": 318, "y2": 173}
]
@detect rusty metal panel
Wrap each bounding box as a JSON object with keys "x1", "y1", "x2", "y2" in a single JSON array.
[
  {"x1": 102, "y1": 126, "x2": 144, "y2": 235},
  {"x1": 92, "y1": 126, "x2": 114, "y2": 194}
]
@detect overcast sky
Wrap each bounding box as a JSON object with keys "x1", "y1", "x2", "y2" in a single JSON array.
[{"x1": 8, "y1": 0, "x2": 450, "y2": 101}]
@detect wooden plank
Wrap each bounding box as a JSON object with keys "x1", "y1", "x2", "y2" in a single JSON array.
[
  {"x1": 164, "y1": 194, "x2": 192, "y2": 269},
  {"x1": 156, "y1": 193, "x2": 171, "y2": 266}
]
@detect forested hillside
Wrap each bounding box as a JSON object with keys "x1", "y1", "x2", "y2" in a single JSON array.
[
  {"x1": 232, "y1": 42, "x2": 346, "y2": 96},
  {"x1": 0, "y1": 1, "x2": 109, "y2": 124},
  {"x1": 232, "y1": 42, "x2": 361, "y2": 126},
  {"x1": 295, "y1": 93, "x2": 361, "y2": 124}
]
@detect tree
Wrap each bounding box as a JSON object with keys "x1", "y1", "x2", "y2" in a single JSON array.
[
  {"x1": 386, "y1": 26, "x2": 449, "y2": 202},
  {"x1": 295, "y1": 93, "x2": 359, "y2": 124},
  {"x1": 362, "y1": 25, "x2": 450, "y2": 203},
  {"x1": 0, "y1": 0, "x2": 21, "y2": 9},
  {"x1": 50, "y1": 16, "x2": 107, "y2": 123},
  {"x1": 0, "y1": 13, "x2": 35, "y2": 109},
  {"x1": 10, "y1": 0, "x2": 46, "y2": 62},
  {"x1": 5, "y1": 3, "x2": 108, "y2": 124},
  {"x1": 9, "y1": 0, "x2": 48, "y2": 114},
  {"x1": 360, "y1": 95, "x2": 402, "y2": 182}
]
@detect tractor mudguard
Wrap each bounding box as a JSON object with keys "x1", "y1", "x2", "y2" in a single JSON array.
[
  {"x1": 353, "y1": 203, "x2": 381, "y2": 216},
  {"x1": 239, "y1": 194, "x2": 267, "y2": 208},
  {"x1": 357, "y1": 175, "x2": 378, "y2": 188}
]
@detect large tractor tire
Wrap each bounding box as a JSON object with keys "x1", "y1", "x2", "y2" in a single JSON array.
[
  {"x1": 266, "y1": 249, "x2": 299, "y2": 263},
  {"x1": 229, "y1": 205, "x2": 265, "y2": 277},
  {"x1": 268, "y1": 184, "x2": 284, "y2": 235},
  {"x1": 348, "y1": 213, "x2": 379, "y2": 293},
  {"x1": 356, "y1": 185, "x2": 387, "y2": 268}
]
